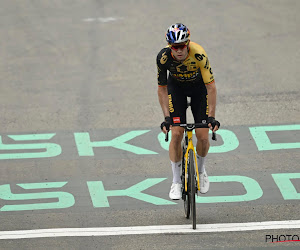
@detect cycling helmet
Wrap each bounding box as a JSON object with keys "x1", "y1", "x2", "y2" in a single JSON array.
[{"x1": 165, "y1": 23, "x2": 190, "y2": 44}]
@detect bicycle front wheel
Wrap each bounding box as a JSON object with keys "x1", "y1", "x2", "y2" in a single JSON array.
[
  {"x1": 183, "y1": 165, "x2": 190, "y2": 219},
  {"x1": 189, "y1": 149, "x2": 196, "y2": 229},
  {"x1": 182, "y1": 141, "x2": 190, "y2": 219}
]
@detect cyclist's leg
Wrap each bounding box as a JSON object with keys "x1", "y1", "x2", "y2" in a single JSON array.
[
  {"x1": 167, "y1": 78, "x2": 187, "y2": 163},
  {"x1": 169, "y1": 126, "x2": 185, "y2": 163},
  {"x1": 195, "y1": 128, "x2": 209, "y2": 158},
  {"x1": 169, "y1": 126, "x2": 184, "y2": 199},
  {"x1": 191, "y1": 84, "x2": 210, "y2": 193},
  {"x1": 190, "y1": 84, "x2": 210, "y2": 158},
  {"x1": 167, "y1": 79, "x2": 187, "y2": 199},
  {"x1": 195, "y1": 127, "x2": 209, "y2": 175}
]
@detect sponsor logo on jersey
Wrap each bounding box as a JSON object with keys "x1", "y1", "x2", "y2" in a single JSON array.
[
  {"x1": 206, "y1": 95, "x2": 209, "y2": 115},
  {"x1": 176, "y1": 64, "x2": 188, "y2": 73},
  {"x1": 204, "y1": 58, "x2": 210, "y2": 69},
  {"x1": 173, "y1": 71, "x2": 198, "y2": 79},
  {"x1": 168, "y1": 94, "x2": 174, "y2": 113},
  {"x1": 173, "y1": 117, "x2": 181, "y2": 123},
  {"x1": 195, "y1": 53, "x2": 206, "y2": 61},
  {"x1": 160, "y1": 52, "x2": 168, "y2": 65}
]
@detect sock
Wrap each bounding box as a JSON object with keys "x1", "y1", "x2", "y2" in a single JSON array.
[
  {"x1": 171, "y1": 161, "x2": 182, "y2": 183},
  {"x1": 196, "y1": 154, "x2": 206, "y2": 173}
]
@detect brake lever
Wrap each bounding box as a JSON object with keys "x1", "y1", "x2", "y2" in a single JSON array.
[
  {"x1": 165, "y1": 131, "x2": 169, "y2": 142},
  {"x1": 212, "y1": 132, "x2": 217, "y2": 141}
]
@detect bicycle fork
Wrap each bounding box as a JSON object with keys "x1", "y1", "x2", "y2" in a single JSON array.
[{"x1": 184, "y1": 131, "x2": 200, "y2": 193}]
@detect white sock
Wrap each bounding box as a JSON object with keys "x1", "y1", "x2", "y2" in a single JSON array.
[
  {"x1": 171, "y1": 161, "x2": 182, "y2": 183},
  {"x1": 196, "y1": 154, "x2": 206, "y2": 173}
]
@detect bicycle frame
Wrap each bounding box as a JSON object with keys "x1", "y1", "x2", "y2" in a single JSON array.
[
  {"x1": 165, "y1": 122, "x2": 216, "y2": 194},
  {"x1": 184, "y1": 130, "x2": 200, "y2": 193}
]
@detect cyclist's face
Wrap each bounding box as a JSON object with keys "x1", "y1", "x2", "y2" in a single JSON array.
[{"x1": 170, "y1": 42, "x2": 189, "y2": 61}]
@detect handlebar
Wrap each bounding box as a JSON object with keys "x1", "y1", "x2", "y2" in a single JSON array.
[{"x1": 165, "y1": 123, "x2": 217, "y2": 142}]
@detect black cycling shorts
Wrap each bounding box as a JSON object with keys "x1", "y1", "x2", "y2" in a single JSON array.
[{"x1": 167, "y1": 77, "x2": 208, "y2": 124}]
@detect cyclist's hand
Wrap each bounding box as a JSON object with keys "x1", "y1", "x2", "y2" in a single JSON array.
[
  {"x1": 160, "y1": 116, "x2": 172, "y2": 134},
  {"x1": 207, "y1": 116, "x2": 220, "y2": 132}
]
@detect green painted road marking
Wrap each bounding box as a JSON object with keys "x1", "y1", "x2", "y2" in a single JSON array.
[
  {"x1": 272, "y1": 173, "x2": 300, "y2": 200},
  {"x1": 0, "y1": 125, "x2": 298, "y2": 160},
  {"x1": 196, "y1": 176, "x2": 263, "y2": 203},
  {"x1": 74, "y1": 131, "x2": 158, "y2": 155},
  {"x1": 87, "y1": 178, "x2": 176, "y2": 207},
  {"x1": 0, "y1": 182, "x2": 75, "y2": 211},
  {"x1": 158, "y1": 129, "x2": 239, "y2": 153},
  {"x1": 1, "y1": 174, "x2": 299, "y2": 211},
  {"x1": 0, "y1": 134, "x2": 61, "y2": 160},
  {"x1": 207, "y1": 130, "x2": 239, "y2": 153},
  {"x1": 249, "y1": 124, "x2": 300, "y2": 151}
]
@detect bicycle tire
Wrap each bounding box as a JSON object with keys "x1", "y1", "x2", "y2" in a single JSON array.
[
  {"x1": 182, "y1": 141, "x2": 190, "y2": 219},
  {"x1": 189, "y1": 149, "x2": 196, "y2": 229},
  {"x1": 184, "y1": 186, "x2": 190, "y2": 219}
]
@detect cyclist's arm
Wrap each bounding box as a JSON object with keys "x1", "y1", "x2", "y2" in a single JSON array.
[
  {"x1": 158, "y1": 85, "x2": 169, "y2": 117},
  {"x1": 205, "y1": 81, "x2": 217, "y2": 118},
  {"x1": 156, "y1": 50, "x2": 169, "y2": 118},
  {"x1": 194, "y1": 46, "x2": 217, "y2": 118}
]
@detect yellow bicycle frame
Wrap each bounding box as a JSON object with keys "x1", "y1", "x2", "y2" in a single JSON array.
[{"x1": 184, "y1": 130, "x2": 200, "y2": 192}]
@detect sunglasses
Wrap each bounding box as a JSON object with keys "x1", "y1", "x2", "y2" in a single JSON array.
[{"x1": 169, "y1": 41, "x2": 189, "y2": 51}]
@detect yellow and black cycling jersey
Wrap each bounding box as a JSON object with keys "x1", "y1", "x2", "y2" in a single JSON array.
[{"x1": 156, "y1": 42, "x2": 215, "y2": 86}]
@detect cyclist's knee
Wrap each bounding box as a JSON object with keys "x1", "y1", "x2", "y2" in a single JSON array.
[
  {"x1": 195, "y1": 133, "x2": 209, "y2": 145},
  {"x1": 171, "y1": 128, "x2": 184, "y2": 143},
  {"x1": 198, "y1": 137, "x2": 209, "y2": 146}
]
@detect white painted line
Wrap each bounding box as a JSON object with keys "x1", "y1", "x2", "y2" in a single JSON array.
[
  {"x1": 1, "y1": 220, "x2": 300, "y2": 240},
  {"x1": 83, "y1": 17, "x2": 122, "y2": 23}
]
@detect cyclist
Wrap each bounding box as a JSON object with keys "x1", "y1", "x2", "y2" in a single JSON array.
[{"x1": 157, "y1": 23, "x2": 220, "y2": 200}]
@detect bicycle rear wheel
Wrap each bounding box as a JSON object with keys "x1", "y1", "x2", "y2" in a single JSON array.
[{"x1": 189, "y1": 149, "x2": 196, "y2": 229}]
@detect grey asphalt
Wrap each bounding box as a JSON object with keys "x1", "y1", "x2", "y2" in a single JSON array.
[{"x1": 0, "y1": 0, "x2": 299, "y2": 249}]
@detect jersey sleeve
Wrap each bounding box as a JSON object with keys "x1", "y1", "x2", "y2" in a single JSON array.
[
  {"x1": 156, "y1": 49, "x2": 168, "y2": 86},
  {"x1": 195, "y1": 48, "x2": 215, "y2": 85}
]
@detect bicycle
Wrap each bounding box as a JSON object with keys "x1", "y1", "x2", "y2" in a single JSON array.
[{"x1": 165, "y1": 103, "x2": 217, "y2": 229}]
